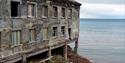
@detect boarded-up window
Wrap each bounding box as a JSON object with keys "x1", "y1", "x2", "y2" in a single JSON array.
[
  {"x1": 62, "y1": 8, "x2": 65, "y2": 18},
  {"x1": 19, "y1": 5, "x2": 28, "y2": 17},
  {"x1": 28, "y1": 4, "x2": 36, "y2": 17},
  {"x1": 61, "y1": 26, "x2": 65, "y2": 35},
  {"x1": 11, "y1": 30, "x2": 21, "y2": 46},
  {"x1": 29, "y1": 29, "x2": 36, "y2": 42},
  {"x1": 68, "y1": 9, "x2": 72, "y2": 18},
  {"x1": 52, "y1": 27, "x2": 58, "y2": 36},
  {"x1": 53, "y1": 7, "x2": 58, "y2": 17},
  {"x1": 42, "y1": 6, "x2": 48, "y2": 18},
  {"x1": 43, "y1": 28, "x2": 48, "y2": 40}
]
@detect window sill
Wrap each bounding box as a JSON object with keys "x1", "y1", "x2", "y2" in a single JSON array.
[
  {"x1": 43, "y1": 39, "x2": 49, "y2": 40},
  {"x1": 52, "y1": 36, "x2": 58, "y2": 39},
  {"x1": 42, "y1": 16, "x2": 48, "y2": 19},
  {"x1": 11, "y1": 16, "x2": 22, "y2": 19},
  {"x1": 60, "y1": 35, "x2": 65, "y2": 37},
  {"x1": 28, "y1": 16, "x2": 36, "y2": 18},
  {"x1": 10, "y1": 16, "x2": 27, "y2": 19},
  {"x1": 29, "y1": 41, "x2": 36, "y2": 43},
  {"x1": 52, "y1": 17, "x2": 57, "y2": 19},
  {"x1": 61, "y1": 17, "x2": 65, "y2": 19},
  {"x1": 68, "y1": 17, "x2": 72, "y2": 19},
  {"x1": 11, "y1": 44, "x2": 22, "y2": 48},
  {"x1": 43, "y1": 39, "x2": 49, "y2": 42},
  {"x1": 60, "y1": 35, "x2": 66, "y2": 38},
  {"x1": 12, "y1": 28, "x2": 22, "y2": 31}
]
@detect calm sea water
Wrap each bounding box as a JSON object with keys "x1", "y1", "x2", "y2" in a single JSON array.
[{"x1": 71, "y1": 19, "x2": 125, "y2": 63}]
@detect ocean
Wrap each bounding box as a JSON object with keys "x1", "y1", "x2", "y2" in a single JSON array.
[{"x1": 71, "y1": 19, "x2": 125, "y2": 63}]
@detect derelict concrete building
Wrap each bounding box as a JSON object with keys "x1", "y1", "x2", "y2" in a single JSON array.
[{"x1": 0, "y1": 0, "x2": 81, "y2": 63}]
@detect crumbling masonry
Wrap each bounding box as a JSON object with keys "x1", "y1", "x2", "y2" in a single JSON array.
[{"x1": 0, "y1": 0, "x2": 81, "y2": 63}]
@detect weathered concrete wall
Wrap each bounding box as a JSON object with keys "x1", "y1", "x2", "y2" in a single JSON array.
[
  {"x1": 0, "y1": 0, "x2": 10, "y2": 18},
  {"x1": 0, "y1": 0, "x2": 81, "y2": 62},
  {"x1": 72, "y1": 7, "x2": 80, "y2": 38}
]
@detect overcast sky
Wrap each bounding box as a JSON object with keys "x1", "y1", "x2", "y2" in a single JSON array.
[{"x1": 76, "y1": 0, "x2": 125, "y2": 19}]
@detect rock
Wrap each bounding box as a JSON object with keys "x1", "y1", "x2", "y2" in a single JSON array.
[
  {"x1": 27, "y1": 45, "x2": 91, "y2": 63},
  {"x1": 43, "y1": 46, "x2": 91, "y2": 63}
]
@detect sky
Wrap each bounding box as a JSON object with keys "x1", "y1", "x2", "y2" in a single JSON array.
[{"x1": 76, "y1": 0, "x2": 125, "y2": 19}]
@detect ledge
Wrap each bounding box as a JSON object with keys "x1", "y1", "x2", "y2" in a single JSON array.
[{"x1": 0, "y1": 38, "x2": 78, "y2": 63}]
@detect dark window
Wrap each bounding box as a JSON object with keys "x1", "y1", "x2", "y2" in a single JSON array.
[
  {"x1": 11, "y1": 1, "x2": 20, "y2": 17},
  {"x1": 61, "y1": 26, "x2": 65, "y2": 35},
  {"x1": 53, "y1": 7, "x2": 58, "y2": 17},
  {"x1": 53, "y1": 27, "x2": 57, "y2": 36},
  {"x1": 68, "y1": 28, "x2": 71, "y2": 39},
  {"x1": 62, "y1": 8, "x2": 65, "y2": 18},
  {"x1": 42, "y1": 6, "x2": 48, "y2": 17}
]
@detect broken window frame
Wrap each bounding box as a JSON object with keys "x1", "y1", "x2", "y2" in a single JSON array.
[
  {"x1": 62, "y1": 8, "x2": 65, "y2": 18},
  {"x1": 53, "y1": 6, "x2": 58, "y2": 18},
  {"x1": 61, "y1": 26, "x2": 65, "y2": 36},
  {"x1": 52, "y1": 27, "x2": 58, "y2": 37},
  {"x1": 29, "y1": 29, "x2": 36, "y2": 42},
  {"x1": 11, "y1": 30, "x2": 21, "y2": 46},
  {"x1": 42, "y1": 5, "x2": 48, "y2": 18},
  {"x1": 68, "y1": 9, "x2": 72, "y2": 18},
  {"x1": 10, "y1": 1, "x2": 21, "y2": 17},
  {"x1": 27, "y1": 1, "x2": 37, "y2": 18},
  {"x1": 68, "y1": 28, "x2": 71, "y2": 40},
  {"x1": 43, "y1": 28, "x2": 49, "y2": 40}
]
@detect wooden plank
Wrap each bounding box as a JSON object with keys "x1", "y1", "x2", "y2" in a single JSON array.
[{"x1": 39, "y1": 56, "x2": 53, "y2": 63}]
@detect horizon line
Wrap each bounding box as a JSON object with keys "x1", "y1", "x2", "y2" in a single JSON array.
[{"x1": 80, "y1": 18, "x2": 125, "y2": 19}]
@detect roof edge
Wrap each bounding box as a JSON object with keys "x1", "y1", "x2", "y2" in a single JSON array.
[{"x1": 69, "y1": 0, "x2": 82, "y2": 6}]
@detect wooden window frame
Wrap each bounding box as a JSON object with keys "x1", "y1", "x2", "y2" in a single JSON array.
[
  {"x1": 43, "y1": 28, "x2": 49, "y2": 40},
  {"x1": 68, "y1": 9, "x2": 72, "y2": 18},
  {"x1": 11, "y1": 30, "x2": 21, "y2": 46},
  {"x1": 61, "y1": 26, "x2": 65, "y2": 36},
  {"x1": 52, "y1": 27, "x2": 58, "y2": 37},
  {"x1": 42, "y1": 5, "x2": 48, "y2": 18},
  {"x1": 53, "y1": 6, "x2": 58, "y2": 18},
  {"x1": 62, "y1": 8, "x2": 65, "y2": 18},
  {"x1": 29, "y1": 29, "x2": 36, "y2": 42}
]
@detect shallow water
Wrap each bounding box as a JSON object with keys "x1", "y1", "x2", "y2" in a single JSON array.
[{"x1": 71, "y1": 19, "x2": 125, "y2": 63}]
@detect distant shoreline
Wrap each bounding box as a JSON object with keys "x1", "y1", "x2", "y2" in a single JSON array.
[
  {"x1": 80, "y1": 18, "x2": 125, "y2": 20},
  {"x1": 80, "y1": 19, "x2": 125, "y2": 21}
]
